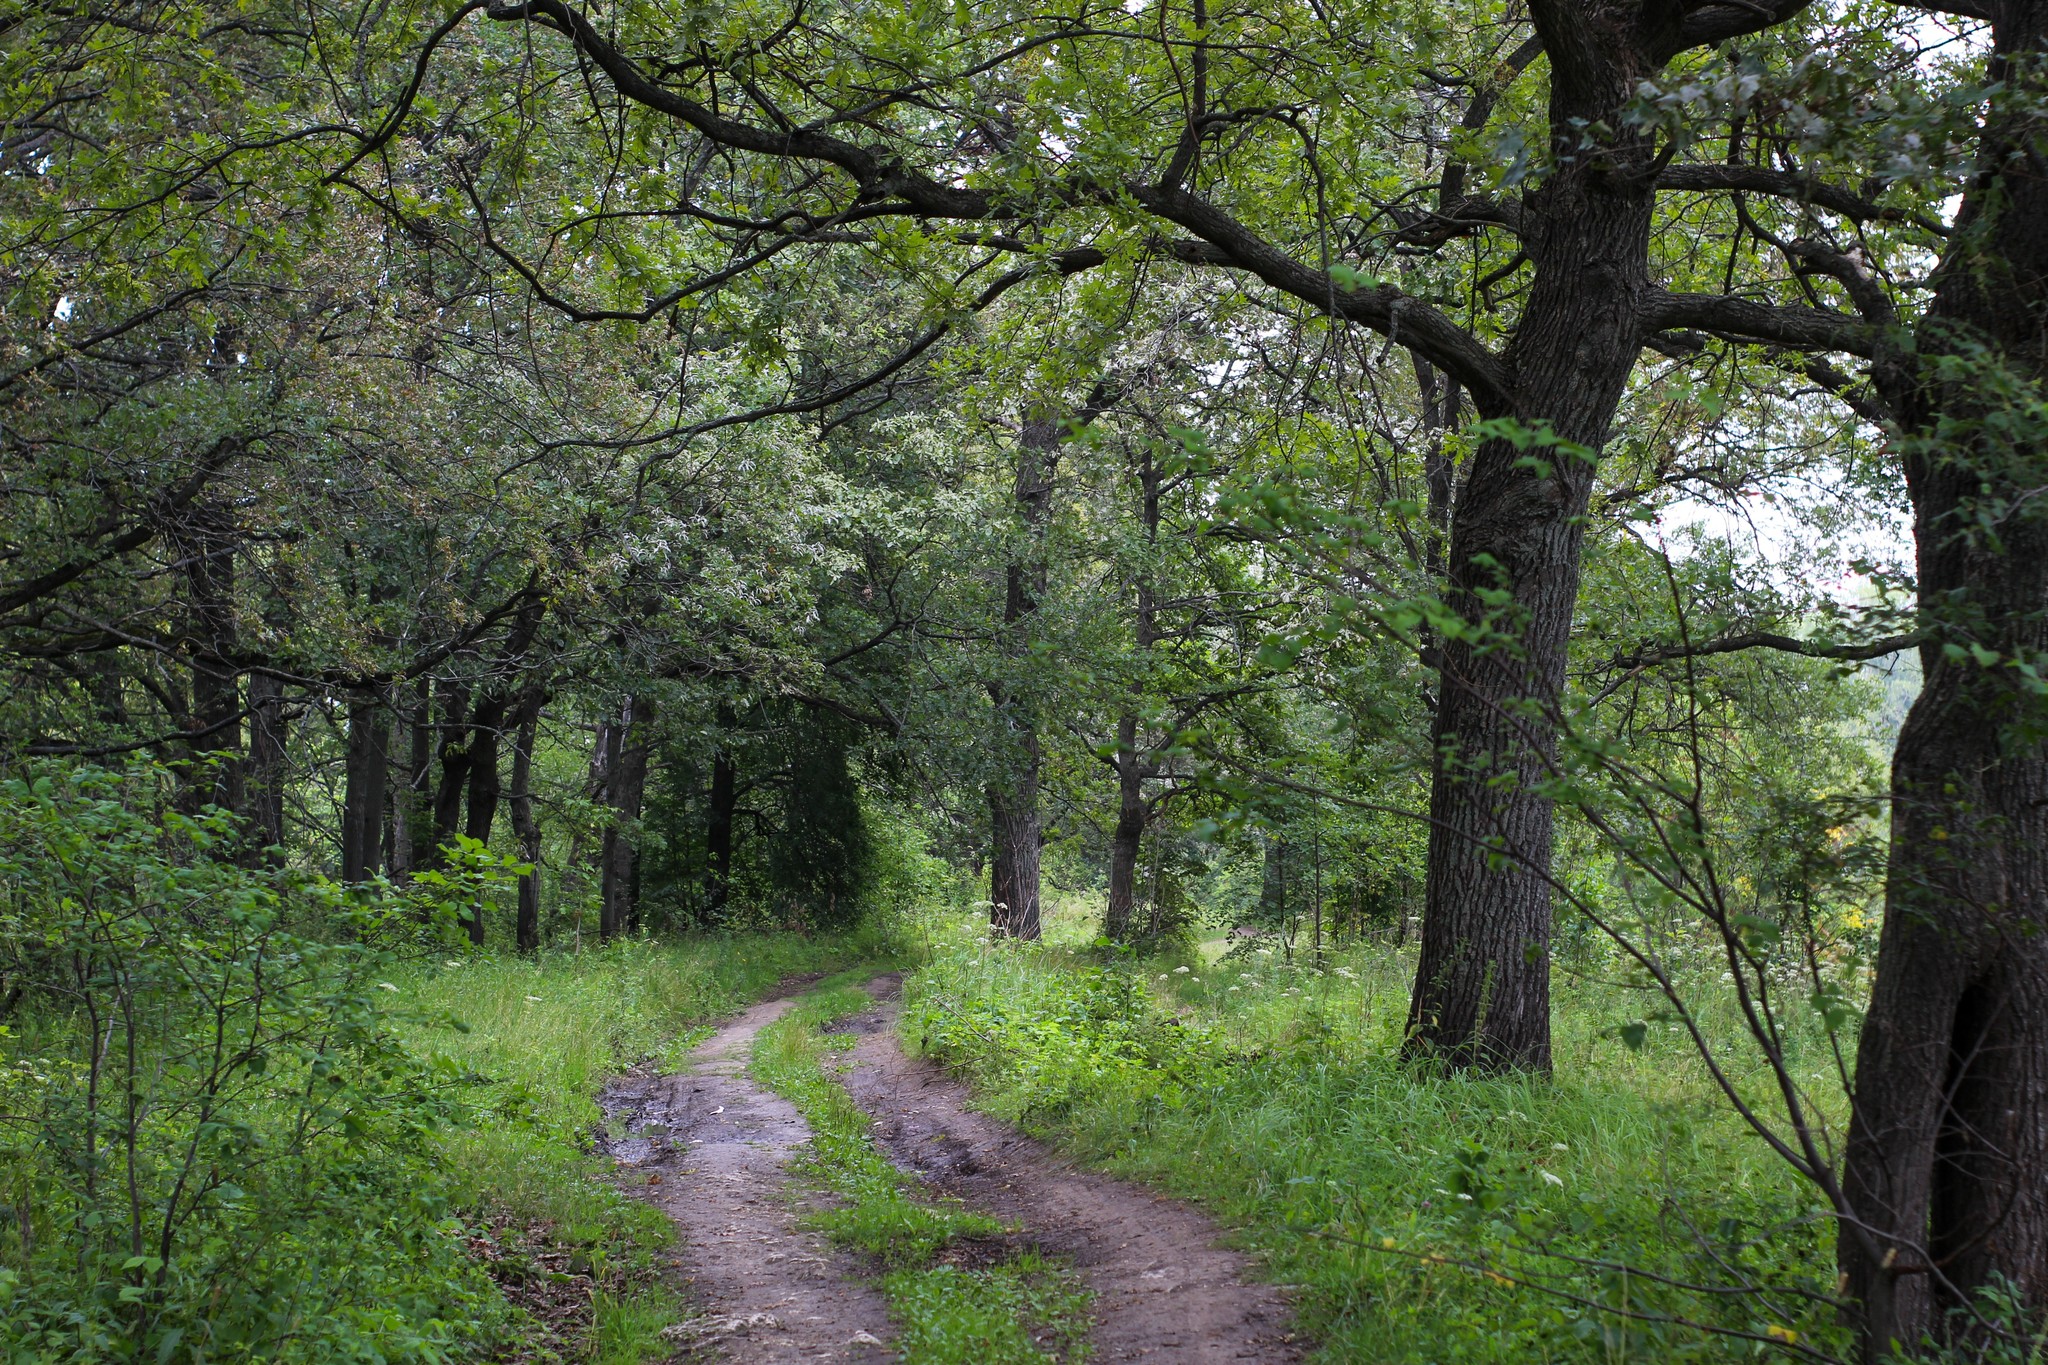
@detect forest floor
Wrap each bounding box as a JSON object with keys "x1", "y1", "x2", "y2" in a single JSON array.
[{"x1": 602, "y1": 971, "x2": 1298, "y2": 1363}]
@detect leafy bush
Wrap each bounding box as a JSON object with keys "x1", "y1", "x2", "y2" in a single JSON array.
[{"x1": 0, "y1": 764, "x2": 501, "y2": 1363}]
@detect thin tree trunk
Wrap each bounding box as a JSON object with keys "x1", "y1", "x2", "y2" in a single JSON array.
[
  {"x1": 705, "y1": 744, "x2": 736, "y2": 917},
  {"x1": 1104, "y1": 711, "x2": 1147, "y2": 942},
  {"x1": 599, "y1": 695, "x2": 651, "y2": 940},
  {"x1": 465, "y1": 706, "x2": 505, "y2": 849},
  {"x1": 458, "y1": 691, "x2": 499, "y2": 945},
  {"x1": 1105, "y1": 443, "x2": 1160, "y2": 943},
  {"x1": 1413, "y1": 355, "x2": 1461, "y2": 583},
  {"x1": 1313, "y1": 825, "x2": 1323, "y2": 967},
  {"x1": 391, "y1": 682, "x2": 430, "y2": 879},
  {"x1": 986, "y1": 410, "x2": 1062, "y2": 940},
  {"x1": 510, "y1": 693, "x2": 544, "y2": 953},
  {"x1": 175, "y1": 505, "x2": 241, "y2": 813},
  {"x1": 1841, "y1": 4, "x2": 2048, "y2": 1346},
  {"x1": 341, "y1": 686, "x2": 389, "y2": 882},
  {"x1": 595, "y1": 709, "x2": 623, "y2": 939},
  {"x1": 244, "y1": 673, "x2": 286, "y2": 862},
  {"x1": 428, "y1": 678, "x2": 472, "y2": 864}
]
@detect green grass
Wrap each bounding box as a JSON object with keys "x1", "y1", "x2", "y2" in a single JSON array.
[
  {"x1": 749, "y1": 972, "x2": 1095, "y2": 1362},
  {"x1": 389, "y1": 932, "x2": 876, "y2": 1362},
  {"x1": 881, "y1": 1253, "x2": 1092, "y2": 1365},
  {"x1": 902, "y1": 912, "x2": 1849, "y2": 1364}
]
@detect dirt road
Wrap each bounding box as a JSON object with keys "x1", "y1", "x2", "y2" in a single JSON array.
[
  {"x1": 603, "y1": 975, "x2": 1299, "y2": 1362},
  {"x1": 600, "y1": 993, "x2": 895, "y2": 1363},
  {"x1": 833, "y1": 975, "x2": 1298, "y2": 1363}
]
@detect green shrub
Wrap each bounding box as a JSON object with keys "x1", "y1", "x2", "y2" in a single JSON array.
[{"x1": 0, "y1": 763, "x2": 501, "y2": 1363}]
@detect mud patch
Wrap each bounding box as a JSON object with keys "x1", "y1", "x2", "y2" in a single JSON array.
[
  {"x1": 602, "y1": 992, "x2": 894, "y2": 1364},
  {"x1": 835, "y1": 975, "x2": 1301, "y2": 1363}
]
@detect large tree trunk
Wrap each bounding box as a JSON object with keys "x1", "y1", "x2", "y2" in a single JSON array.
[
  {"x1": 510, "y1": 693, "x2": 544, "y2": 953},
  {"x1": 1404, "y1": 22, "x2": 1658, "y2": 1072},
  {"x1": 464, "y1": 703, "x2": 506, "y2": 849},
  {"x1": 341, "y1": 686, "x2": 390, "y2": 882},
  {"x1": 987, "y1": 778, "x2": 1042, "y2": 940},
  {"x1": 1841, "y1": 5, "x2": 2048, "y2": 1348},
  {"x1": 599, "y1": 694, "x2": 651, "y2": 940}
]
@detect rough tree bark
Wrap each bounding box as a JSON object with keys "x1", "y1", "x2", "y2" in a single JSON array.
[
  {"x1": 1404, "y1": 4, "x2": 1680, "y2": 1073},
  {"x1": 341, "y1": 685, "x2": 390, "y2": 883},
  {"x1": 510, "y1": 692, "x2": 544, "y2": 953},
  {"x1": 599, "y1": 694, "x2": 652, "y2": 940},
  {"x1": 1841, "y1": 0, "x2": 2048, "y2": 1347}
]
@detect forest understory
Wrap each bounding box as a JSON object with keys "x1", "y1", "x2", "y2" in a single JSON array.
[
  {"x1": 14, "y1": 0, "x2": 2048, "y2": 1358},
  {"x1": 298, "y1": 896, "x2": 1878, "y2": 1365}
]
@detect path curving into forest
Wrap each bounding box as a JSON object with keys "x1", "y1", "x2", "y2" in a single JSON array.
[
  {"x1": 833, "y1": 975, "x2": 1300, "y2": 1363},
  {"x1": 605, "y1": 975, "x2": 1298, "y2": 1362}
]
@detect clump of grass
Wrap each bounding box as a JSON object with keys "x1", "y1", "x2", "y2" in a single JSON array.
[
  {"x1": 882, "y1": 1252, "x2": 1092, "y2": 1365},
  {"x1": 752, "y1": 977, "x2": 1003, "y2": 1262},
  {"x1": 391, "y1": 933, "x2": 869, "y2": 1362},
  {"x1": 750, "y1": 973, "x2": 1095, "y2": 1361}
]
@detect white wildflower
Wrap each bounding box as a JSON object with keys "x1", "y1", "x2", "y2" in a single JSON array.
[
  {"x1": 1174, "y1": 966, "x2": 1190, "y2": 974},
  {"x1": 1552, "y1": 1143, "x2": 1569, "y2": 1152},
  {"x1": 525, "y1": 996, "x2": 543, "y2": 1003},
  {"x1": 377, "y1": 982, "x2": 399, "y2": 992},
  {"x1": 1540, "y1": 1170, "x2": 1565, "y2": 1187}
]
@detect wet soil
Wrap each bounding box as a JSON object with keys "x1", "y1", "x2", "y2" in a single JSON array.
[
  {"x1": 830, "y1": 975, "x2": 1301, "y2": 1363},
  {"x1": 600, "y1": 973, "x2": 1300, "y2": 1363},
  {"x1": 598, "y1": 990, "x2": 895, "y2": 1364}
]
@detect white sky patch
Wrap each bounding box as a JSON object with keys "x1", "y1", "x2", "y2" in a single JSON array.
[{"x1": 1655, "y1": 479, "x2": 1912, "y2": 607}]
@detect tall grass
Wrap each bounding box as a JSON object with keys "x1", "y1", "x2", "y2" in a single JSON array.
[{"x1": 903, "y1": 908, "x2": 1849, "y2": 1363}]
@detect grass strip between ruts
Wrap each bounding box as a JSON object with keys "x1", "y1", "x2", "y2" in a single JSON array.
[{"x1": 749, "y1": 974, "x2": 1092, "y2": 1364}]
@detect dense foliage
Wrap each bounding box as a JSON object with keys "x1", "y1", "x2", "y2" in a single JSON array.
[{"x1": 6, "y1": 0, "x2": 2048, "y2": 1356}]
